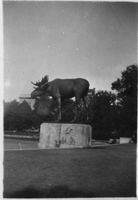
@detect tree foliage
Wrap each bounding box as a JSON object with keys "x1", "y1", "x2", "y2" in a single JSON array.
[
  {"x1": 111, "y1": 64, "x2": 137, "y2": 136},
  {"x1": 4, "y1": 100, "x2": 20, "y2": 130},
  {"x1": 87, "y1": 90, "x2": 118, "y2": 139},
  {"x1": 4, "y1": 100, "x2": 41, "y2": 130}
]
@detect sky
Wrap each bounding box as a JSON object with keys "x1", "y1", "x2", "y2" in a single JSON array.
[{"x1": 3, "y1": 1, "x2": 137, "y2": 101}]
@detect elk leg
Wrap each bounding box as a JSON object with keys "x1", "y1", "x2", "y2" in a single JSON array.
[
  {"x1": 82, "y1": 96, "x2": 89, "y2": 121},
  {"x1": 82, "y1": 96, "x2": 88, "y2": 109},
  {"x1": 73, "y1": 96, "x2": 81, "y2": 122},
  {"x1": 57, "y1": 96, "x2": 62, "y2": 122}
]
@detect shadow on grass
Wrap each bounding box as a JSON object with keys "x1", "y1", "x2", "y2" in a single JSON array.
[{"x1": 4, "y1": 185, "x2": 95, "y2": 198}]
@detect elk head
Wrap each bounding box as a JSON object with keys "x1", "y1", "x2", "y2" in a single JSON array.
[{"x1": 31, "y1": 75, "x2": 49, "y2": 99}]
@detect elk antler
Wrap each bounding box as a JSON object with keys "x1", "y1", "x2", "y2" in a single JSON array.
[
  {"x1": 31, "y1": 81, "x2": 36, "y2": 86},
  {"x1": 31, "y1": 81, "x2": 41, "y2": 87},
  {"x1": 40, "y1": 82, "x2": 49, "y2": 89},
  {"x1": 31, "y1": 75, "x2": 49, "y2": 88},
  {"x1": 40, "y1": 75, "x2": 49, "y2": 85}
]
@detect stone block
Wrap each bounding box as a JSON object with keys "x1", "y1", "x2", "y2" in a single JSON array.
[{"x1": 38, "y1": 123, "x2": 92, "y2": 149}]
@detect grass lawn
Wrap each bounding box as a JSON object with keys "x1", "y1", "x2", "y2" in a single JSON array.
[
  {"x1": 4, "y1": 138, "x2": 38, "y2": 150},
  {"x1": 4, "y1": 144, "x2": 136, "y2": 198}
]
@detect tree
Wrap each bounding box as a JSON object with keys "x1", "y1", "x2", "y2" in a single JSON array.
[
  {"x1": 4, "y1": 100, "x2": 19, "y2": 130},
  {"x1": 87, "y1": 90, "x2": 118, "y2": 139},
  {"x1": 111, "y1": 64, "x2": 137, "y2": 136},
  {"x1": 17, "y1": 101, "x2": 33, "y2": 130},
  {"x1": 4, "y1": 100, "x2": 40, "y2": 130}
]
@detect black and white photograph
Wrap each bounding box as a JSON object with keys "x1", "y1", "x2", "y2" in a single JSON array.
[{"x1": 3, "y1": 0, "x2": 137, "y2": 198}]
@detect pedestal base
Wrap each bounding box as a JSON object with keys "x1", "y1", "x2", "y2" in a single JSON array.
[{"x1": 38, "y1": 123, "x2": 92, "y2": 149}]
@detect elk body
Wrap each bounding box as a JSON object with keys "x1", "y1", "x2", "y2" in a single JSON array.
[{"x1": 31, "y1": 76, "x2": 89, "y2": 122}]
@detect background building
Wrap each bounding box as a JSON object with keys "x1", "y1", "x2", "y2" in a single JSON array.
[{"x1": 19, "y1": 94, "x2": 35, "y2": 110}]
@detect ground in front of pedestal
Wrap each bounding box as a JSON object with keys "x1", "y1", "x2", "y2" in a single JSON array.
[{"x1": 4, "y1": 143, "x2": 136, "y2": 198}]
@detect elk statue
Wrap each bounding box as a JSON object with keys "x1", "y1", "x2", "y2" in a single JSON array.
[{"x1": 31, "y1": 75, "x2": 89, "y2": 122}]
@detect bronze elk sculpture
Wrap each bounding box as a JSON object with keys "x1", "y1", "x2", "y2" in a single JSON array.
[{"x1": 31, "y1": 75, "x2": 90, "y2": 122}]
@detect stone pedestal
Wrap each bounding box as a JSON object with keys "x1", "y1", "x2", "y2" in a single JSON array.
[{"x1": 38, "y1": 123, "x2": 92, "y2": 149}]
